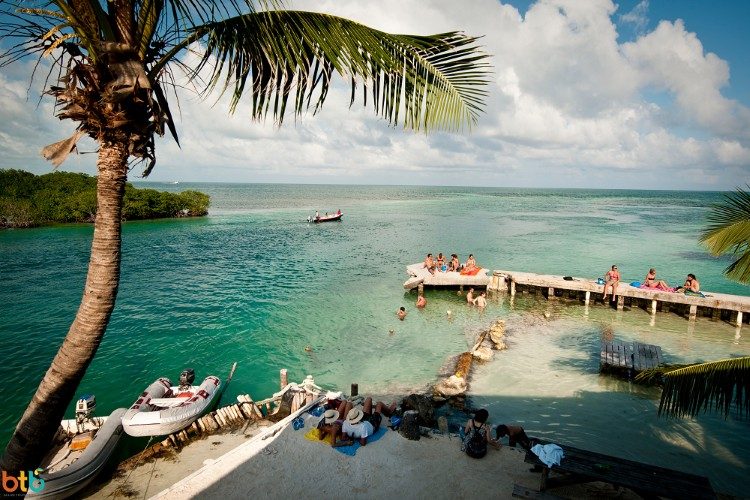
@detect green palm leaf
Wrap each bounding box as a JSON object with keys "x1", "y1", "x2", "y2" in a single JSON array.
[
  {"x1": 700, "y1": 186, "x2": 750, "y2": 283},
  {"x1": 190, "y1": 10, "x2": 490, "y2": 131},
  {"x1": 656, "y1": 356, "x2": 750, "y2": 420}
]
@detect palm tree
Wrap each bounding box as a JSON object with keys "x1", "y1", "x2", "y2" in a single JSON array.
[
  {"x1": 700, "y1": 186, "x2": 750, "y2": 284},
  {"x1": 0, "y1": 0, "x2": 489, "y2": 471}
]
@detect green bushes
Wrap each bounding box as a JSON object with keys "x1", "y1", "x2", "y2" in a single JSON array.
[{"x1": 0, "y1": 169, "x2": 210, "y2": 228}]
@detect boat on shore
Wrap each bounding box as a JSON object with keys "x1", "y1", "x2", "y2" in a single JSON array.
[
  {"x1": 122, "y1": 363, "x2": 236, "y2": 437},
  {"x1": 28, "y1": 396, "x2": 126, "y2": 499},
  {"x1": 308, "y1": 211, "x2": 343, "y2": 223}
]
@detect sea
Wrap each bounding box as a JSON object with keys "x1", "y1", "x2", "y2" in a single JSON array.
[{"x1": 1, "y1": 184, "x2": 749, "y2": 495}]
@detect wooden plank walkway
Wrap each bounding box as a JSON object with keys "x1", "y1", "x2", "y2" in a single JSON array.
[
  {"x1": 524, "y1": 441, "x2": 716, "y2": 499},
  {"x1": 600, "y1": 341, "x2": 663, "y2": 373},
  {"x1": 487, "y1": 269, "x2": 750, "y2": 326}
]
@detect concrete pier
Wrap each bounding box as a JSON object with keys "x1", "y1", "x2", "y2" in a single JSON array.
[{"x1": 487, "y1": 269, "x2": 750, "y2": 326}]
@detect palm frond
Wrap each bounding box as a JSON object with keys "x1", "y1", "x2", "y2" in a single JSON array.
[
  {"x1": 700, "y1": 186, "x2": 750, "y2": 284},
  {"x1": 657, "y1": 356, "x2": 750, "y2": 420},
  {"x1": 191, "y1": 10, "x2": 491, "y2": 131}
]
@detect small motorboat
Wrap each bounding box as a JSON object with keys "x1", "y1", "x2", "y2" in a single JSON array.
[
  {"x1": 121, "y1": 363, "x2": 236, "y2": 437},
  {"x1": 308, "y1": 212, "x2": 343, "y2": 223},
  {"x1": 28, "y1": 395, "x2": 126, "y2": 499}
]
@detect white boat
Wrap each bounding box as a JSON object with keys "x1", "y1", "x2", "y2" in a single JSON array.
[
  {"x1": 28, "y1": 396, "x2": 126, "y2": 499},
  {"x1": 122, "y1": 364, "x2": 235, "y2": 437}
]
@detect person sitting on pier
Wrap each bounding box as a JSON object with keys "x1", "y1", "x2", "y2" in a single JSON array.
[
  {"x1": 602, "y1": 264, "x2": 620, "y2": 302},
  {"x1": 448, "y1": 254, "x2": 461, "y2": 272},
  {"x1": 416, "y1": 295, "x2": 427, "y2": 308},
  {"x1": 397, "y1": 306, "x2": 407, "y2": 320},
  {"x1": 495, "y1": 424, "x2": 533, "y2": 450},
  {"x1": 424, "y1": 253, "x2": 436, "y2": 275},
  {"x1": 342, "y1": 397, "x2": 396, "y2": 446},
  {"x1": 436, "y1": 253, "x2": 446, "y2": 271},
  {"x1": 462, "y1": 254, "x2": 478, "y2": 272},
  {"x1": 466, "y1": 288, "x2": 475, "y2": 304},
  {"x1": 643, "y1": 268, "x2": 670, "y2": 290},
  {"x1": 675, "y1": 274, "x2": 700, "y2": 293},
  {"x1": 473, "y1": 291, "x2": 487, "y2": 308},
  {"x1": 462, "y1": 409, "x2": 500, "y2": 458}
]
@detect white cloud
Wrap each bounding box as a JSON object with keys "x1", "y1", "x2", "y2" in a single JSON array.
[{"x1": 0, "y1": 0, "x2": 748, "y2": 189}]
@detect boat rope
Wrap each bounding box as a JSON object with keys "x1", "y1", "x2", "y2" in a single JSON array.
[{"x1": 111, "y1": 436, "x2": 154, "y2": 498}]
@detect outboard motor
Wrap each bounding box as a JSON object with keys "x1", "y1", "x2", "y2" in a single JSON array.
[
  {"x1": 179, "y1": 368, "x2": 195, "y2": 391},
  {"x1": 75, "y1": 394, "x2": 96, "y2": 429}
]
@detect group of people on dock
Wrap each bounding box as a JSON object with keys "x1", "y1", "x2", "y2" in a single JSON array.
[
  {"x1": 423, "y1": 253, "x2": 480, "y2": 275},
  {"x1": 603, "y1": 264, "x2": 701, "y2": 302}
]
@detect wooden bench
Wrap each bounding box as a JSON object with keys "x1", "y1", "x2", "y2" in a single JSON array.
[{"x1": 524, "y1": 442, "x2": 715, "y2": 499}]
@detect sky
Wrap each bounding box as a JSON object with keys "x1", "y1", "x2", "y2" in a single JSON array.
[{"x1": 1, "y1": 0, "x2": 749, "y2": 190}]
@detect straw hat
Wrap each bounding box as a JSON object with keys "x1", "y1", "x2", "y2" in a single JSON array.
[
  {"x1": 325, "y1": 391, "x2": 342, "y2": 400},
  {"x1": 322, "y1": 409, "x2": 339, "y2": 424},
  {"x1": 347, "y1": 407, "x2": 364, "y2": 424}
]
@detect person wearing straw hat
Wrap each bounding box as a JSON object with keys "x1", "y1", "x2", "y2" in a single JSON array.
[
  {"x1": 342, "y1": 397, "x2": 396, "y2": 446},
  {"x1": 316, "y1": 408, "x2": 352, "y2": 447}
]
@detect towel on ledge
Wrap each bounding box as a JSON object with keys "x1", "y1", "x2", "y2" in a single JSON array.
[{"x1": 531, "y1": 443, "x2": 565, "y2": 467}]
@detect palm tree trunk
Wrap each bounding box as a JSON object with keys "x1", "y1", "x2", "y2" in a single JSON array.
[{"x1": 1, "y1": 141, "x2": 128, "y2": 472}]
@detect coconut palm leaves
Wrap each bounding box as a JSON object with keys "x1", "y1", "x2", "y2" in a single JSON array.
[
  {"x1": 653, "y1": 356, "x2": 750, "y2": 420},
  {"x1": 700, "y1": 186, "x2": 750, "y2": 284},
  {"x1": 192, "y1": 11, "x2": 489, "y2": 131}
]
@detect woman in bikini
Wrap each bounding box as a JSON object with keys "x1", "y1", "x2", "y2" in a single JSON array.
[
  {"x1": 436, "y1": 253, "x2": 446, "y2": 271},
  {"x1": 602, "y1": 264, "x2": 620, "y2": 302},
  {"x1": 644, "y1": 268, "x2": 670, "y2": 290}
]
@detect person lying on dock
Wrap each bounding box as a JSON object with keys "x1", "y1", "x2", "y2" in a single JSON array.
[
  {"x1": 324, "y1": 391, "x2": 345, "y2": 410},
  {"x1": 397, "y1": 306, "x2": 407, "y2": 320},
  {"x1": 675, "y1": 273, "x2": 700, "y2": 293},
  {"x1": 316, "y1": 408, "x2": 353, "y2": 448},
  {"x1": 602, "y1": 264, "x2": 620, "y2": 302},
  {"x1": 643, "y1": 268, "x2": 670, "y2": 290},
  {"x1": 495, "y1": 424, "x2": 533, "y2": 451},
  {"x1": 424, "y1": 253, "x2": 436, "y2": 275},
  {"x1": 342, "y1": 398, "x2": 396, "y2": 446},
  {"x1": 473, "y1": 291, "x2": 487, "y2": 308},
  {"x1": 466, "y1": 288, "x2": 475, "y2": 304}
]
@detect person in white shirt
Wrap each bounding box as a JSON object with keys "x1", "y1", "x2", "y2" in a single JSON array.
[{"x1": 342, "y1": 397, "x2": 396, "y2": 446}]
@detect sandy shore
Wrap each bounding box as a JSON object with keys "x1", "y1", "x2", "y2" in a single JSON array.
[{"x1": 87, "y1": 407, "x2": 638, "y2": 500}]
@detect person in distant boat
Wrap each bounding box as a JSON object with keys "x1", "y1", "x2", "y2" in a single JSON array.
[
  {"x1": 675, "y1": 274, "x2": 700, "y2": 293},
  {"x1": 436, "y1": 253, "x2": 446, "y2": 271},
  {"x1": 416, "y1": 295, "x2": 427, "y2": 308},
  {"x1": 643, "y1": 268, "x2": 670, "y2": 290},
  {"x1": 337, "y1": 209, "x2": 341, "y2": 215},
  {"x1": 424, "y1": 253, "x2": 436, "y2": 275},
  {"x1": 602, "y1": 264, "x2": 620, "y2": 302},
  {"x1": 397, "y1": 306, "x2": 407, "y2": 320},
  {"x1": 448, "y1": 254, "x2": 461, "y2": 272},
  {"x1": 342, "y1": 397, "x2": 396, "y2": 446},
  {"x1": 473, "y1": 291, "x2": 487, "y2": 308},
  {"x1": 466, "y1": 288, "x2": 475, "y2": 304},
  {"x1": 315, "y1": 210, "x2": 320, "y2": 221},
  {"x1": 495, "y1": 424, "x2": 533, "y2": 450}
]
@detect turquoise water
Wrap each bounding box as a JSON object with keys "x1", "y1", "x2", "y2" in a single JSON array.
[{"x1": 1, "y1": 185, "x2": 749, "y2": 495}]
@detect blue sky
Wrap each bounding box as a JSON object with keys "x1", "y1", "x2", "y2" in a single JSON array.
[{"x1": 0, "y1": 0, "x2": 748, "y2": 190}]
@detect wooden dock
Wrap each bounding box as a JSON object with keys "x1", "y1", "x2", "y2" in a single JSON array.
[
  {"x1": 600, "y1": 340, "x2": 663, "y2": 374},
  {"x1": 487, "y1": 269, "x2": 750, "y2": 327}
]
